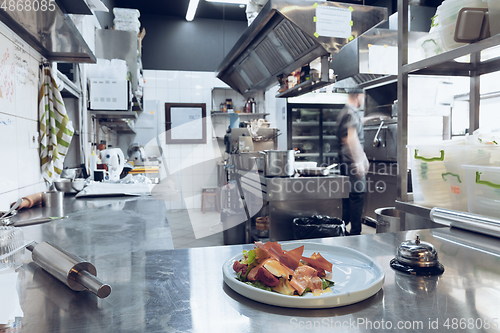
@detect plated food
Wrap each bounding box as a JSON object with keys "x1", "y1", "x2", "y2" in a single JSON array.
[
  {"x1": 232, "y1": 241, "x2": 334, "y2": 296},
  {"x1": 222, "y1": 242, "x2": 385, "y2": 308}
]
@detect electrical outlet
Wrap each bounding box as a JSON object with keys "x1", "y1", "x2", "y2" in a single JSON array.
[{"x1": 29, "y1": 131, "x2": 39, "y2": 149}]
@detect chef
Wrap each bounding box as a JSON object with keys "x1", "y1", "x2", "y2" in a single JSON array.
[{"x1": 336, "y1": 89, "x2": 369, "y2": 236}]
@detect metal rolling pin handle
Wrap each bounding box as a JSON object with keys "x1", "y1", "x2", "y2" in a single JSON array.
[
  {"x1": 26, "y1": 241, "x2": 112, "y2": 298},
  {"x1": 430, "y1": 208, "x2": 500, "y2": 239}
]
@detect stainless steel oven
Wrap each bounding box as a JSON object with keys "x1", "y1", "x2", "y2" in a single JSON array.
[{"x1": 363, "y1": 117, "x2": 399, "y2": 221}]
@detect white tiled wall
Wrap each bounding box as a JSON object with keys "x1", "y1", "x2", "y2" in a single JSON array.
[
  {"x1": 144, "y1": 70, "x2": 220, "y2": 211},
  {"x1": 143, "y1": 69, "x2": 278, "y2": 211},
  {"x1": 0, "y1": 23, "x2": 47, "y2": 211}
]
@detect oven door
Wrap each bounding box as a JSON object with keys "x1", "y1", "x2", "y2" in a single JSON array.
[{"x1": 364, "y1": 162, "x2": 398, "y2": 220}]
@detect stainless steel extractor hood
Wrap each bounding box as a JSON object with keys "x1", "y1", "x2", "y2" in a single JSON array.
[
  {"x1": 331, "y1": 6, "x2": 436, "y2": 90},
  {"x1": 216, "y1": 0, "x2": 387, "y2": 98},
  {"x1": 0, "y1": 0, "x2": 96, "y2": 63}
]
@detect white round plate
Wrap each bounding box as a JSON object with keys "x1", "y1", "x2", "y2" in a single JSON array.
[{"x1": 222, "y1": 243, "x2": 385, "y2": 308}]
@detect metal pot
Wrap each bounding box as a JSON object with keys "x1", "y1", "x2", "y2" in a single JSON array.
[
  {"x1": 263, "y1": 150, "x2": 295, "y2": 177},
  {"x1": 374, "y1": 207, "x2": 402, "y2": 233},
  {"x1": 254, "y1": 156, "x2": 264, "y2": 172},
  {"x1": 237, "y1": 152, "x2": 263, "y2": 171}
]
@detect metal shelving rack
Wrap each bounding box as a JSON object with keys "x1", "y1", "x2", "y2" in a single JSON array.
[{"x1": 397, "y1": 0, "x2": 500, "y2": 202}]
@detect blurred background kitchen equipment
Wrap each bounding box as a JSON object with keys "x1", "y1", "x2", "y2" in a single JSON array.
[
  {"x1": 127, "y1": 143, "x2": 146, "y2": 166},
  {"x1": 54, "y1": 178, "x2": 86, "y2": 193},
  {"x1": 297, "y1": 163, "x2": 337, "y2": 177},
  {"x1": 263, "y1": 150, "x2": 295, "y2": 177},
  {"x1": 374, "y1": 207, "x2": 403, "y2": 233},
  {"x1": 237, "y1": 152, "x2": 263, "y2": 171},
  {"x1": 100, "y1": 148, "x2": 125, "y2": 182},
  {"x1": 120, "y1": 162, "x2": 134, "y2": 178},
  {"x1": 26, "y1": 241, "x2": 111, "y2": 298},
  {"x1": 42, "y1": 191, "x2": 64, "y2": 208}
]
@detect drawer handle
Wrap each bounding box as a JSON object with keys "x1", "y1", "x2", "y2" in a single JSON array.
[
  {"x1": 476, "y1": 171, "x2": 500, "y2": 189},
  {"x1": 414, "y1": 149, "x2": 444, "y2": 162},
  {"x1": 441, "y1": 172, "x2": 462, "y2": 183}
]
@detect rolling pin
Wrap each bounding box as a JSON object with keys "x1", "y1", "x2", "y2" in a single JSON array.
[
  {"x1": 11, "y1": 192, "x2": 43, "y2": 210},
  {"x1": 26, "y1": 242, "x2": 111, "y2": 298}
]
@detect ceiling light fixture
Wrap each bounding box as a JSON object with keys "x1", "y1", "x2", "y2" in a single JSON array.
[
  {"x1": 205, "y1": 0, "x2": 247, "y2": 5},
  {"x1": 186, "y1": 0, "x2": 200, "y2": 21}
]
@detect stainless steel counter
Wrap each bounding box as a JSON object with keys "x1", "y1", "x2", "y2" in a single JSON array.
[{"x1": 7, "y1": 196, "x2": 500, "y2": 332}]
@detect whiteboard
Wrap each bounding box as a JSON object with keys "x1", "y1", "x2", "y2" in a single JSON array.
[
  {"x1": 171, "y1": 107, "x2": 203, "y2": 140},
  {"x1": 165, "y1": 103, "x2": 207, "y2": 144},
  {"x1": 0, "y1": 32, "x2": 15, "y2": 114},
  {"x1": 0, "y1": 31, "x2": 39, "y2": 118}
]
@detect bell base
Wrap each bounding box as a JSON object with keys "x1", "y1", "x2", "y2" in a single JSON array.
[{"x1": 390, "y1": 258, "x2": 445, "y2": 276}]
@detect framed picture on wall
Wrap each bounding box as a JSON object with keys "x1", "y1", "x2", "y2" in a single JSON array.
[{"x1": 165, "y1": 103, "x2": 206, "y2": 144}]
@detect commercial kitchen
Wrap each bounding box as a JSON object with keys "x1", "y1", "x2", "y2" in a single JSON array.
[{"x1": 1, "y1": 0, "x2": 500, "y2": 332}]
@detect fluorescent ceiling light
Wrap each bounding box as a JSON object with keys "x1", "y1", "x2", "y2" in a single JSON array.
[
  {"x1": 186, "y1": 0, "x2": 200, "y2": 21},
  {"x1": 206, "y1": 0, "x2": 247, "y2": 4}
]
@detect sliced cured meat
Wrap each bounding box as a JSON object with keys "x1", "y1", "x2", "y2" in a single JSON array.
[
  {"x1": 308, "y1": 276, "x2": 323, "y2": 295},
  {"x1": 245, "y1": 258, "x2": 274, "y2": 282},
  {"x1": 254, "y1": 241, "x2": 304, "y2": 271},
  {"x1": 233, "y1": 261, "x2": 247, "y2": 275},
  {"x1": 246, "y1": 266, "x2": 260, "y2": 282},
  {"x1": 282, "y1": 245, "x2": 304, "y2": 270},
  {"x1": 289, "y1": 265, "x2": 318, "y2": 295},
  {"x1": 301, "y1": 252, "x2": 333, "y2": 272}
]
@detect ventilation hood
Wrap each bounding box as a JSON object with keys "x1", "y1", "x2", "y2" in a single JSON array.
[
  {"x1": 331, "y1": 6, "x2": 437, "y2": 90},
  {"x1": 216, "y1": 0, "x2": 387, "y2": 98},
  {"x1": 0, "y1": 0, "x2": 96, "y2": 63}
]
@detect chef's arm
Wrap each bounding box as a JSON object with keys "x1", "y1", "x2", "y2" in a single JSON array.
[{"x1": 342, "y1": 127, "x2": 369, "y2": 178}]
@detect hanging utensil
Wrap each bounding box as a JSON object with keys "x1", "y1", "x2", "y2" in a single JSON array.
[
  {"x1": 0, "y1": 199, "x2": 22, "y2": 221},
  {"x1": 3, "y1": 216, "x2": 67, "y2": 227}
]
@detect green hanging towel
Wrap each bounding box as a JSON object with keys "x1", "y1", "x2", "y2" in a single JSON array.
[{"x1": 39, "y1": 66, "x2": 74, "y2": 184}]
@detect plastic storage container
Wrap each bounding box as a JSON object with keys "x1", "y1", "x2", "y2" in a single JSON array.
[
  {"x1": 408, "y1": 141, "x2": 493, "y2": 210},
  {"x1": 113, "y1": 7, "x2": 140, "y2": 21},
  {"x1": 417, "y1": 31, "x2": 445, "y2": 58},
  {"x1": 486, "y1": 0, "x2": 500, "y2": 36},
  {"x1": 463, "y1": 164, "x2": 500, "y2": 218},
  {"x1": 433, "y1": 0, "x2": 488, "y2": 50},
  {"x1": 114, "y1": 20, "x2": 141, "y2": 33},
  {"x1": 436, "y1": 0, "x2": 487, "y2": 27},
  {"x1": 439, "y1": 21, "x2": 468, "y2": 50},
  {"x1": 0, "y1": 226, "x2": 25, "y2": 271}
]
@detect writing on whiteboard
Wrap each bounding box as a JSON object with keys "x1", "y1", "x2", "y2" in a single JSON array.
[
  {"x1": 0, "y1": 116, "x2": 13, "y2": 126},
  {"x1": 0, "y1": 48, "x2": 14, "y2": 102},
  {"x1": 14, "y1": 38, "x2": 37, "y2": 87}
]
